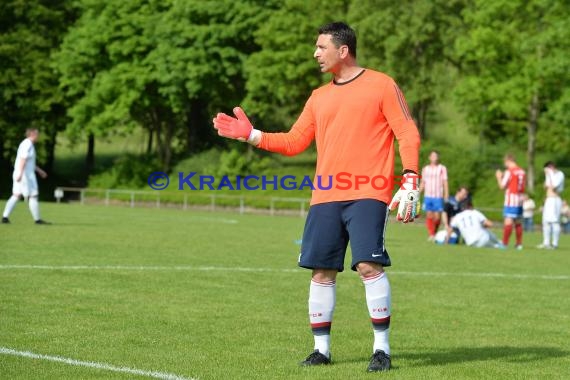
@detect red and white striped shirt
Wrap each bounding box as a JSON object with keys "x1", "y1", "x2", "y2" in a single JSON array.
[
  {"x1": 501, "y1": 167, "x2": 526, "y2": 207},
  {"x1": 421, "y1": 164, "x2": 448, "y2": 198}
]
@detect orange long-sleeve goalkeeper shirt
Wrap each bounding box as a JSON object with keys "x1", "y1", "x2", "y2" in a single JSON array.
[{"x1": 257, "y1": 69, "x2": 420, "y2": 205}]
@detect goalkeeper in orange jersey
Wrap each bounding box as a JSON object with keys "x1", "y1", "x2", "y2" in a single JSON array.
[{"x1": 213, "y1": 22, "x2": 420, "y2": 372}]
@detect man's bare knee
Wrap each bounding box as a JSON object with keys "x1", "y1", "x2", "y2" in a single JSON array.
[
  {"x1": 356, "y1": 262, "x2": 384, "y2": 278},
  {"x1": 312, "y1": 269, "x2": 338, "y2": 283}
]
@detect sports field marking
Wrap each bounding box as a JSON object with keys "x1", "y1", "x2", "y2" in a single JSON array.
[
  {"x1": 190, "y1": 216, "x2": 238, "y2": 224},
  {"x1": 0, "y1": 264, "x2": 568, "y2": 280},
  {"x1": 0, "y1": 347, "x2": 195, "y2": 380}
]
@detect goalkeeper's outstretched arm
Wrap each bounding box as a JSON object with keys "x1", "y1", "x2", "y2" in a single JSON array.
[{"x1": 213, "y1": 106, "x2": 315, "y2": 156}]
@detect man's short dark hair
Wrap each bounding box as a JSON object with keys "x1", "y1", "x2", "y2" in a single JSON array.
[
  {"x1": 457, "y1": 185, "x2": 469, "y2": 194},
  {"x1": 544, "y1": 161, "x2": 555, "y2": 168},
  {"x1": 318, "y1": 22, "x2": 357, "y2": 58}
]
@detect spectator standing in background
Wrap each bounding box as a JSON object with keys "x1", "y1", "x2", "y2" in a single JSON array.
[{"x1": 522, "y1": 194, "x2": 536, "y2": 232}]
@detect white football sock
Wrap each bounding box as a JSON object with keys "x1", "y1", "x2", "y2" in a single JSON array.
[
  {"x1": 543, "y1": 223, "x2": 552, "y2": 246},
  {"x1": 3, "y1": 195, "x2": 19, "y2": 218},
  {"x1": 362, "y1": 271, "x2": 391, "y2": 355},
  {"x1": 29, "y1": 196, "x2": 40, "y2": 221},
  {"x1": 308, "y1": 279, "x2": 336, "y2": 358},
  {"x1": 552, "y1": 223, "x2": 561, "y2": 247}
]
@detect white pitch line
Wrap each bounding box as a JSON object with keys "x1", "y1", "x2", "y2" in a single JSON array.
[
  {"x1": 389, "y1": 270, "x2": 570, "y2": 281},
  {"x1": 0, "y1": 264, "x2": 568, "y2": 280},
  {"x1": 0, "y1": 347, "x2": 195, "y2": 380},
  {"x1": 0, "y1": 264, "x2": 302, "y2": 273}
]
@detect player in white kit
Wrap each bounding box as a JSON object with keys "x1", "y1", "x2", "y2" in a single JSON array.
[
  {"x1": 450, "y1": 200, "x2": 503, "y2": 248},
  {"x1": 538, "y1": 161, "x2": 565, "y2": 249},
  {"x1": 2, "y1": 128, "x2": 49, "y2": 224}
]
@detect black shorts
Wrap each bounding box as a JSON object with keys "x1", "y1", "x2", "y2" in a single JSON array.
[{"x1": 298, "y1": 199, "x2": 391, "y2": 272}]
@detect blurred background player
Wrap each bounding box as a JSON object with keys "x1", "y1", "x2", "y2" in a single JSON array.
[
  {"x1": 2, "y1": 128, "x2": 49, "y2": 224},
  {"x1": 450, "y1": 199, "x2": 503, "y2": 248},
  {"x1": 419, "y1": 150, "x2": 449, "y2": 241},
  {"x1": 538, "y1": 161, "x2": 565, "y2": 249},
  {"x1": 440, "y1": 186, "x2": 470, "y2": 244},
  {"x1": 213, "y1": 22, "x2": 420, "y2": 372},
  {"x1": 522, "y1": 194, "x2": 536, "y2": 232},
  {"x1": 495, "y1": 154, "x2": 525, "y2": 249}
]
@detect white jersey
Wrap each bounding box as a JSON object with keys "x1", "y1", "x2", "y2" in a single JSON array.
[
  {"x1": 545, "y1": 169, "x2": 564, "y2": 195},
  {"x1": 522, "y1": 199, "x2": 535, "y2": 218},
  {"x1": 11, "y1": 137, "x2": 39, "y2": 197},
  {"x1": 13, "y1": 138, "x2": 36, "y2": 178},
  {"x1": 421, "y1": 164, "x2": 448, "y2": 198},
  {"x1": 450, "y1": 209, "x2": 488, "y2": 246}
]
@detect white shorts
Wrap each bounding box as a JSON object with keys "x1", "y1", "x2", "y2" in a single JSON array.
[
  {"x1": 542, "y1": 196, "x2": 562, "y2": 223},
  {"x1": 12, "y1": 173, "x2": 38, "y2": 197},
  {"x1": 471, "y1": 230, "x2": 500, "y2": 248}
]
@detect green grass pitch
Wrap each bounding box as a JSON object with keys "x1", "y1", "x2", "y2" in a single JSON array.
[{"x1": 1, "y1": 203, "x2": 569, "y2": 379}]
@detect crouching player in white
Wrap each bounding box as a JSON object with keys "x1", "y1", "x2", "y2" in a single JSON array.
[
  {"x1": 2, "y1": 128, "x2": 49, "y2": 225},
  {"x1": 450, "y1": 200, "x2": 502, "y2": 248},
  {"x1": 538, "y1": 161, "x2": 565, "y2": 249}
]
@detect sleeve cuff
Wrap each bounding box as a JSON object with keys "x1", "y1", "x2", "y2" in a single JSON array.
[{"x1": 247, "y1": 129, "x2": 262, "y2": 146}]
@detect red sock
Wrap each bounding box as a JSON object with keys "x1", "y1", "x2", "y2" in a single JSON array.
[
  {"x1": 503, "y1": 224, "x2": 513, "y2": 245},
  {"x1": 515, "y1": 223, "x2": 523, "y2": 246},
  {"x1": 426, "y1": 217, "x2": 435, "y2": 237}
]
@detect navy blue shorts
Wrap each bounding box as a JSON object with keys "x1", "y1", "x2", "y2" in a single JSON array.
[{"x1": 298, "y1": 199, "x2": 391, "y2": 272}]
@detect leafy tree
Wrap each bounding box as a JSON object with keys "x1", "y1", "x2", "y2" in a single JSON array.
[
  {"x1": 453, "y1": 0, "x2": 570, "y2": 191},
  {"x1": 0, "y1": 0, "x2": 76, "y2": 173},
  {"x1": 243, "y1": 0, "x2": 351, "y2": 131},
  {"x1": 348, "y1": 0, "x2": 466, "y2": 138},
  {"x1": 55, "y1": 0, "x2": 270, "y2": 172},
  {"x1": 147, "y1": 0, "x2": 273, "y2": 158}
]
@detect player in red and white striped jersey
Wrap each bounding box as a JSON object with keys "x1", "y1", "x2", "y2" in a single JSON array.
[
  {"x1": 419, "y1": 151, "x2": 449, "y2": 240},
  {"x1": 495, "y1": 154, "x2": 526, "y2": 249}
]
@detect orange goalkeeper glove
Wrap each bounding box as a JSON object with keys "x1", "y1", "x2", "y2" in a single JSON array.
[{"x1": 213, "y1": 107, "x2": 256, "y2": 142}]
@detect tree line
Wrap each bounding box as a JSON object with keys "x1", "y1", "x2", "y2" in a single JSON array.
[{"x1": 1, "y1": 0, "x2": 568, "y2": 192}]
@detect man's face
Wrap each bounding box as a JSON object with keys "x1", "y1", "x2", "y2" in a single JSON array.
[
  {"x1": 429, "y1": 152, "x2": 439, "y2": 164},
  {"x1": 314, "y1": 34, "x2": 342, "y2": 73},
  {"x1": 29, "y1": 130, "x2": 39, "y2": 143},
  {"x1": 503, "y1": 157, "x2": 515, "y2": 168},
  {"x1": 456, "y1": 188, "x2": 468, "y2": 201}
]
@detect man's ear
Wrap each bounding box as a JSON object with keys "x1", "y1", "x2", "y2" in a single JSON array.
[{"x1": 338, "y1": 45, "x2": 350, "y2": 59}]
